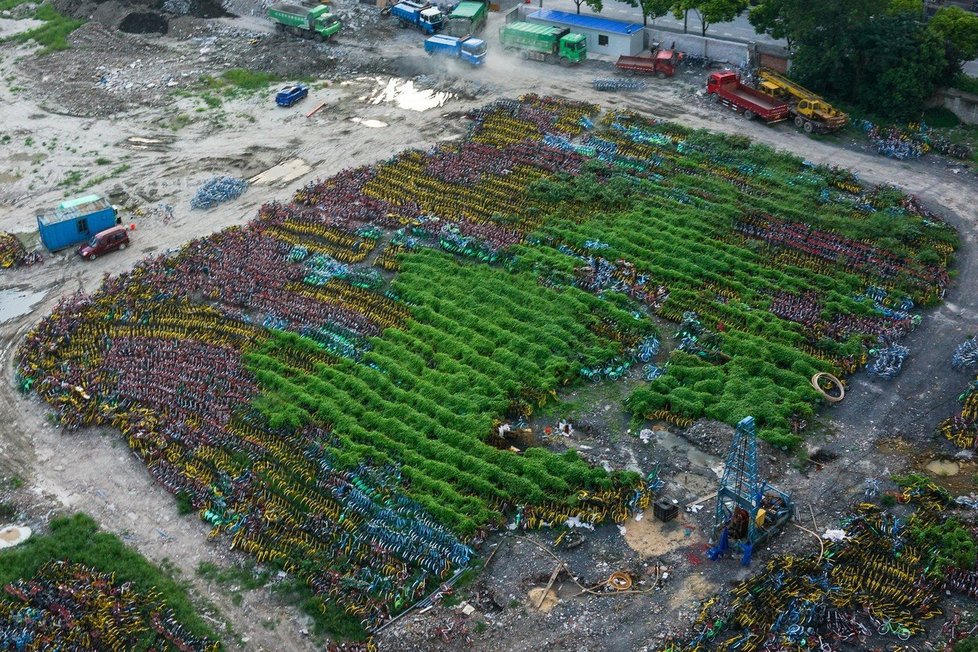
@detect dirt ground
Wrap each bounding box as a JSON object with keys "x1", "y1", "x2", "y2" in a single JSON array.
[{"x1": 2, "y1": 4, "x2": 978, "y2": 650}]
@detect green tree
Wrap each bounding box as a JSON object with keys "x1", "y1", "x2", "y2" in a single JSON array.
[
  {"x1": 748, "y1": 0, "x2": 794, "y2": 45},
  {"x1": 752, "y1": 0, "x2": 946, "y2": 118},
  {"x1": 928, "y1": 6, "x2": 978, "y2": 68},
  {"x1": 572, "y1": 0, "x2": 603, "y2": 14},
  {"x1": 673, "y1": 0, "x2": 748, "y2": 36},
  {"x1": 618, "y1": 0, "x2": 673, "y2": 27},
  {"x1": 887, "y1": 0, "x2": 923, "y2": 14}
]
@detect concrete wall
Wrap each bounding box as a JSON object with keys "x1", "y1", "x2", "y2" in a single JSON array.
[
  {"x1": 645, "y1": 27, "x2": 750, "y2": 65},
  {"x1": 937, "y1": 87, "x2": 978, "y2": 125}
]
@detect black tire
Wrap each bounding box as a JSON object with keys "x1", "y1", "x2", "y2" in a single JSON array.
[
  {"x1": 118, "y1": 243, "x2": 126, "y2": 251},
  {"x1": 655, "y1": 71, "x2": 666, "y2": 80},
  {"x1": 803, "y1": 121, "x2": 814, "y2": 134},
  {"x1": 794, "y1": 115, "x2": 804, "y2": 128},
  {"x1": 708, "y1": 93, "x2": 718, "y2": 104},
  {"x1": 315, "y1": 32, "x2": 325, "y2": 42},
  {"x1": 88, "y1": 253, "x2": 96, "y2": 261},
  {"x1": 743, "y1": 110, "x2": 755, "y2": 121},
  {"x1": 398, "y1": 20, "x2": 408, "y2": 28}
]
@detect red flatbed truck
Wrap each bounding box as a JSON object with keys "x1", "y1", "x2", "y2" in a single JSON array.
[
  {"x1": 615, "y1": 49, "x2": 681, "y2": 78},
  {"x1": 706, "y1": 70, "x2": 790, "y2": 123}
]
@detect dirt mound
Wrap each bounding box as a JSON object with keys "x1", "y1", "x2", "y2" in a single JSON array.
[
  {"x1": 118, "y1": 11, "x2": 168, "y2": 33},
  {"x1": 54, "y1": 0, "x2": 230, "y2": 27},
  {"x1": 154, "y1": 0, "x2": 231, "y2": 19}
]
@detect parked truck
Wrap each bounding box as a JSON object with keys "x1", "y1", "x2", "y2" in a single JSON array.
[
  {"x1": 37, "y1": 194, "x2": 119, "y2": 252},
  {"x1": 424, "y1": 34, "x2": 486, "y2": 65},
  {"x1": 268, "y1": 3, "x2": 341, "y2": 41},
  {"x1": 445, "y1": 0, "x2": 486, "y2": 37},
  {"x1": 756, "y1": 67, "x2": 848, "y2": 134},
  {"x1": 389, "y1": 0, "x2": 443, "y2": 34},
  {"x1": 615, "y1": 49, "x2": 681, "y2": 79},
  {"x1": 706, "y1": 70, "x2": 790, "y2": 123},
  {"x1": 498, "y1": 21, "x2": 586, "y2": 65}
]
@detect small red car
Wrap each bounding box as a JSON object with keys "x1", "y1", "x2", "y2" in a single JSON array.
[{"x1": 78, "y1": 225, "x2": 129, "y2": 260}]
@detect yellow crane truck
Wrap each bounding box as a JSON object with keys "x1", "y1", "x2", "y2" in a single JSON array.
[{"x1": 756, "y1": 68, "x2": 848, "y2": 134}]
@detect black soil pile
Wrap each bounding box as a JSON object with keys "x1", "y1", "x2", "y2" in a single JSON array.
[{"x1": 118, "y1": 11, "x2": 169, "y2": 33}]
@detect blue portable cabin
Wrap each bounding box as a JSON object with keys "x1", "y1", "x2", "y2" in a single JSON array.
[
  {"x1": 527, "y1": 8, "x2": 645, "y2": 57},
  {"x1": 37, "y1": 194, "x2": 118, "y2": 252}
]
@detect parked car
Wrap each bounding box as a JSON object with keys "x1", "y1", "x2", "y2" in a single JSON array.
[
  {"x1": 77, "y1": 225, "x2": 129, "y2": 261},
  {"x1": 275, "y1": 84, "x2": 309, "y2": 107}
]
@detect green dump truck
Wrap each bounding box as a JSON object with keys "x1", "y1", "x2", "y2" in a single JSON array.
[
  {"x1": 268, "y1": 3, "x2": 341, "y2": 41},
  {"x1": 498, "y1": 21, "x2": 586, "y2": 65},
  {"x1": 446, "y1": 0, "x2": 487, "y2": 37}
]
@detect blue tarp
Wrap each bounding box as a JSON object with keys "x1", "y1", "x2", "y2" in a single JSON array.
[{"x1": 527, "y1": 8, "x2": 642, "y2": 35}]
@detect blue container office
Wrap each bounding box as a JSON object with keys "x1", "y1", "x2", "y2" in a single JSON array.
[{"x1": 37, "y1": 195, "x2": 118, "y2": 252}]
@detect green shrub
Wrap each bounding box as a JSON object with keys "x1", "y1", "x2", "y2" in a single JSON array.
[
  {"x1": 923, "y1": 106, "x2": 960, "y2": 129},
  {"x1": 7, "y1": 3, "x2": 85, "y2": 53},
  {"x1": 952, "y1": 73, "x2": 978, "y2": 96}
]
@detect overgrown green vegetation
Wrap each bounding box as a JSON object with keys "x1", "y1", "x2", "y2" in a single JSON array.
[
  {"x1": 952, "y1": 73, "x2": 978, "y2": 95},
  {"x1": 910, "y1": 517, "x2": 977, "y2": 578},
  {"x1": 510, "y1": 114, "x2": 954, "y2": 448},
  {"x1": 247, "y1": 249, "x2": 649, "y2": 534},
  {"x1": 6, "y1": 2, "x2": 84, "y2": 54},
  {"x1": 0, "y1": 513, "x2": 216, "y2": 642}
]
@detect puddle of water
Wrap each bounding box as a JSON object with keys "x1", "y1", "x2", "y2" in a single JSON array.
[
  {"x1": 367, "y1": 78, "x2": 454, "y2": 112},
  {"x1": 0, "y1": 288, "x2": 47, "y2": 323},
  {"x1": 925, "y1": 459, "x2": 960, "y2": 476},
  {"x1": 0, "y1": 526, "x2": 31, "y2": 548},
  {"x1": 651, "y1": 429, "x2": 723, "y2": 474},
  {"x1": 248, "y1": 157, "x2": 312, "y2": 186},
  {"x1": 350, "y1": 118, "x2": 388, "y2": 129}
]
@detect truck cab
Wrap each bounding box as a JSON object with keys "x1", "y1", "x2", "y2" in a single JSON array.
[
  {"x1": 706, "y1": 70, "x2": 738, "y2": 94},
  {"x1": 460, "y1": 37, "x2": 486, "y2": 65},
  {"x1": 419, "y1": 6, "x2": 443, "y2": 30},
  {"x1": 314, "y1": 11, "x2": 340, "y2": 35},
  {"x1": 558, "y1": 33, "x2": 586, "y2": 63}
]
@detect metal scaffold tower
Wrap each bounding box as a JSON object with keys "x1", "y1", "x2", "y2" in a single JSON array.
[{"x1": 708, "y1": 416, "x2": 794, "y2": 566}]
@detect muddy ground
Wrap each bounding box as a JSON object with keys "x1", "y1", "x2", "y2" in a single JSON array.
[{"x1": 1, "y1": 4, "x2": 978, "y2": 651}]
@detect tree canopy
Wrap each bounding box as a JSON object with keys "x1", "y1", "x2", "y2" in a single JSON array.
[
  {"x1": 618, "y1": 0, "x2": 672, "y2": 26},
  {"x1": 928, "y1": 6, "x2": 978, "y2": 62},
  {"x1": 572, "y1": 0, "x2": 603, "y2": 14},
  {"x1": 748, "y1": 0, "x2": 966, "y2": 119}
]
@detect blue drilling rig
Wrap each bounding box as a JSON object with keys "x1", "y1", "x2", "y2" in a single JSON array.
[{"x1": 707, "y1": 416, "x2": 794, "y2": 566}]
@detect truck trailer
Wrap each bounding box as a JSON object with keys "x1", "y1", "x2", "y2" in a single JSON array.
[
  {"x1": 424, "y1": 34, "x2": 486, "y2": 65},
  {"x1": 706, "y1": 70, "x2": 790, "y2": 123},
  {"x1": 498, "y1": 21, "x2": 586, "y2": 65},
  {"x1": 445, "y1": 0, "x2": 486, "y2": 37},
  {"x1": 615, "y1": 49, "x2": 681, "y2": 79},
  {"x1": 268, "y1": 3, "x2": 341, "y2": 41},
  {"x1": 37, "y1": 194, "x2": 119, "y2": 252}
]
